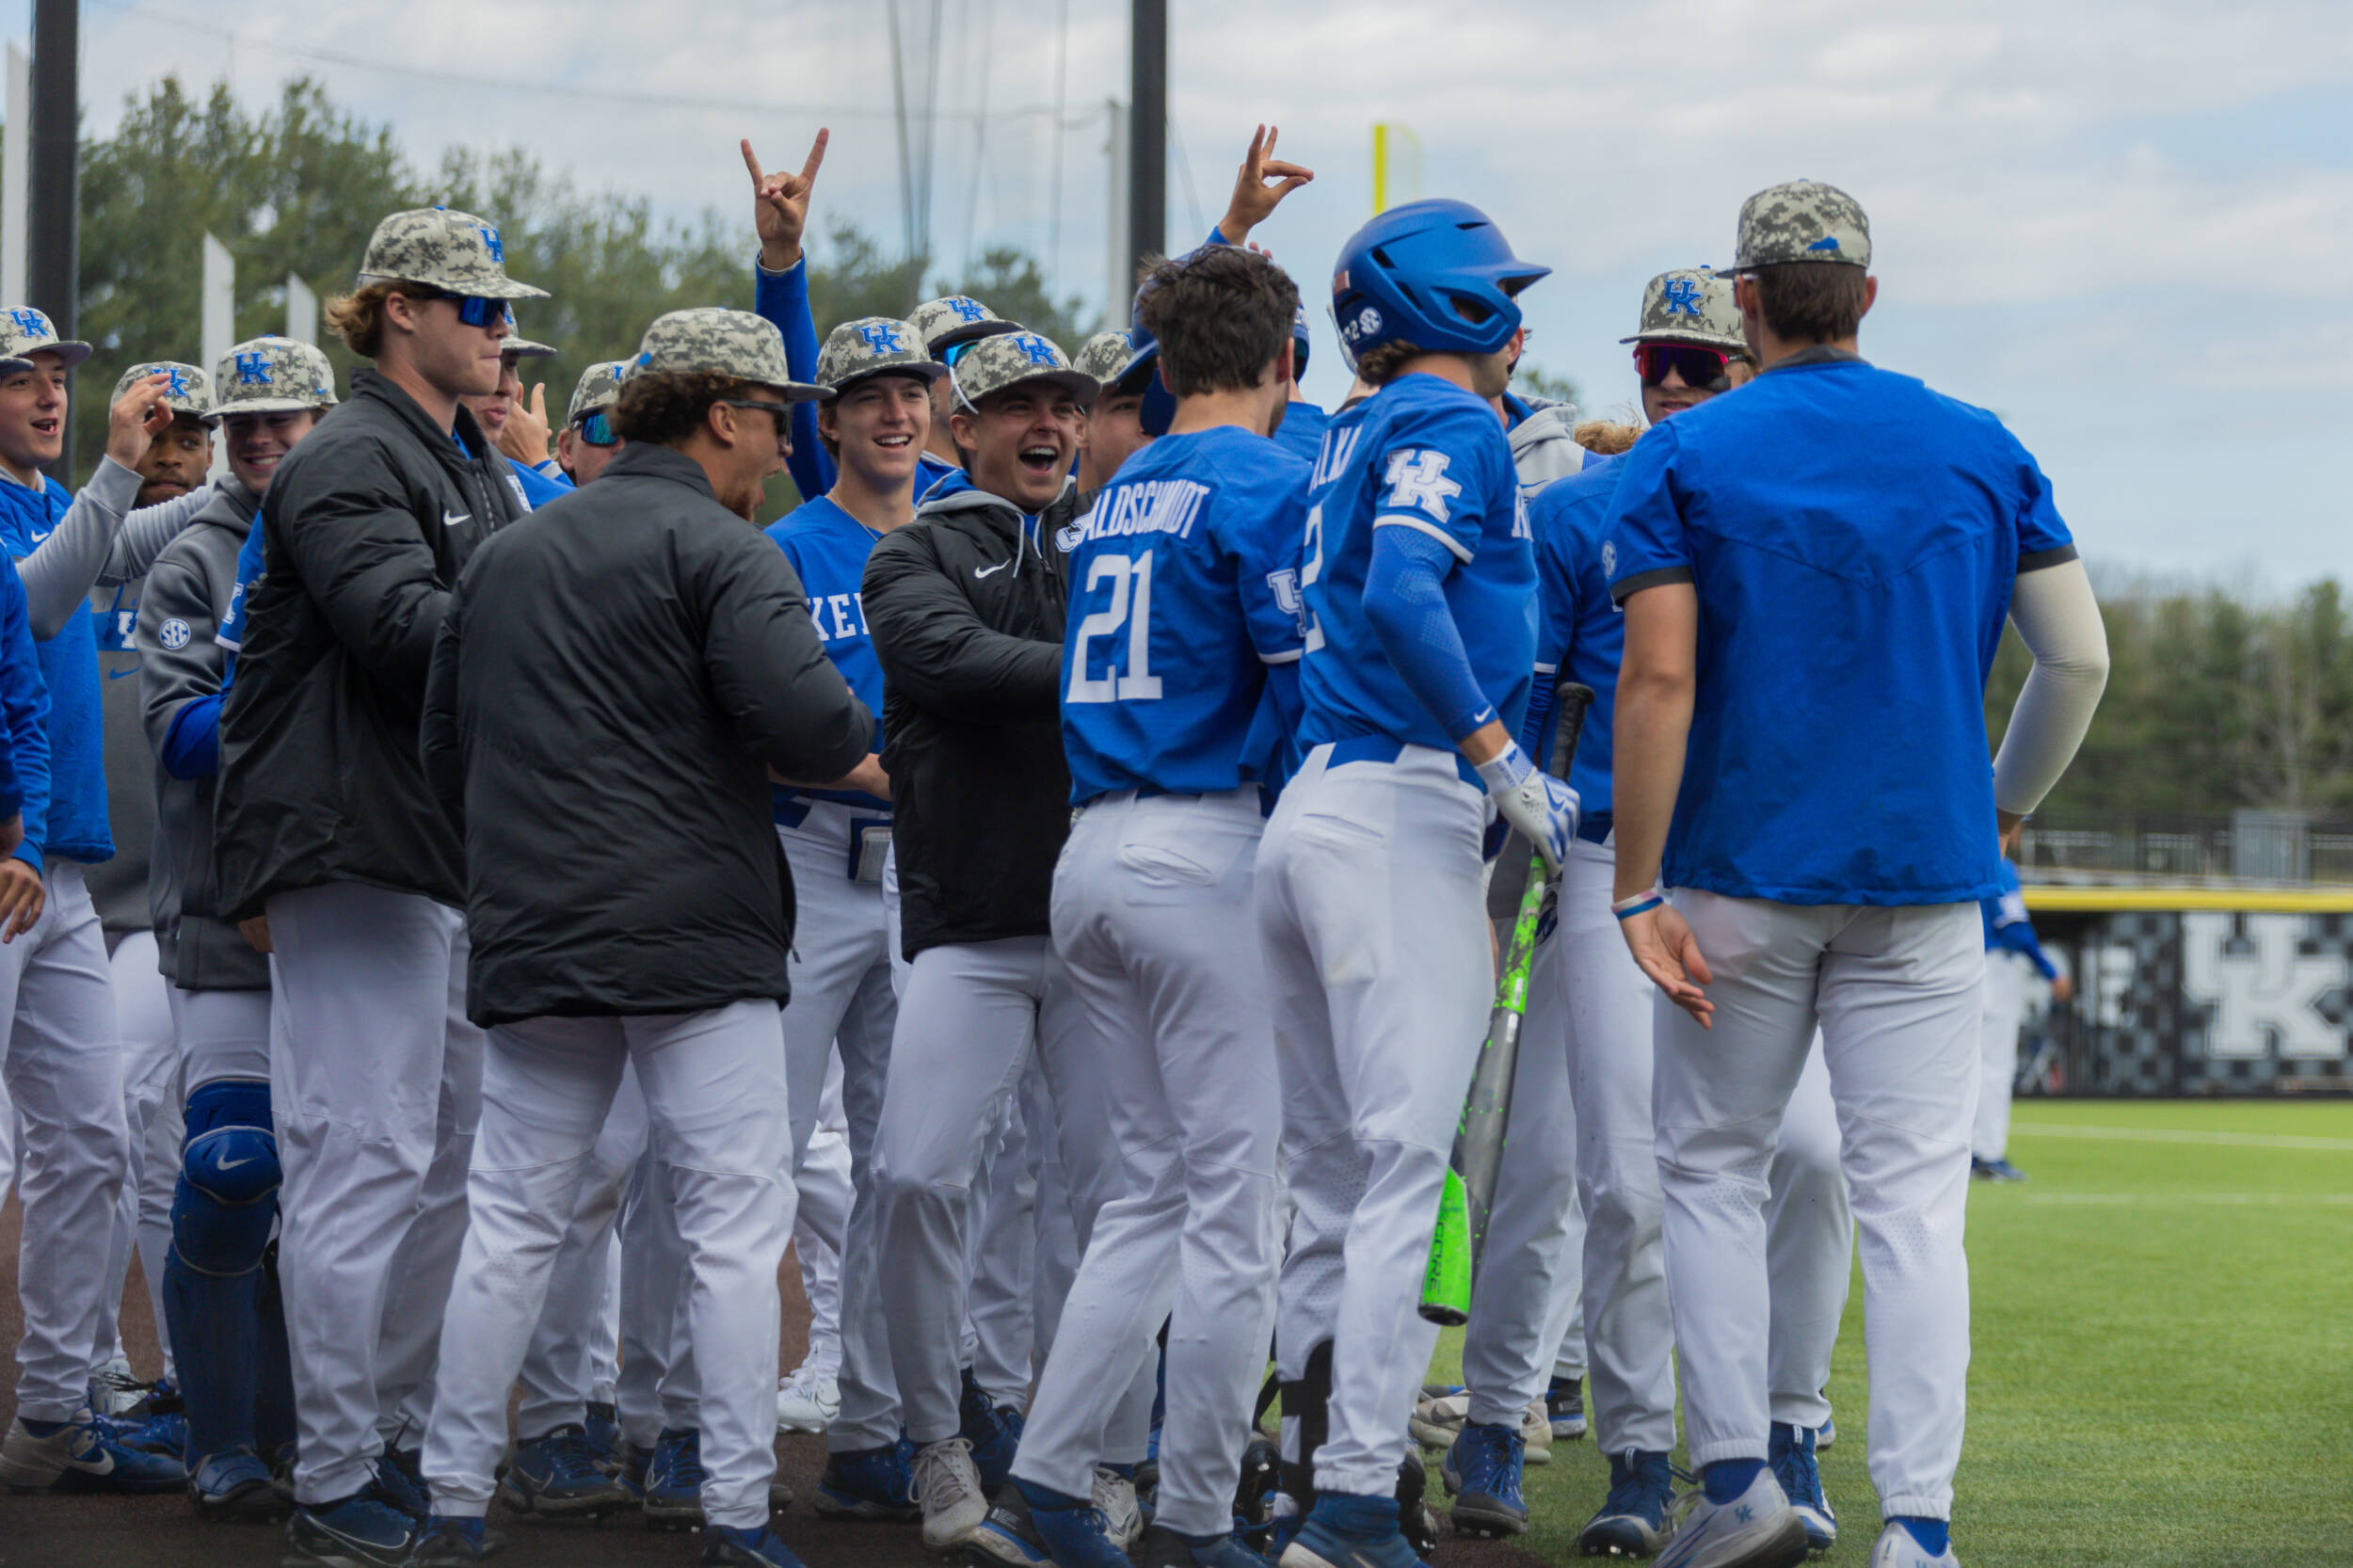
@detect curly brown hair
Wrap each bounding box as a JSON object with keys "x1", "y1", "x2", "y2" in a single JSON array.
[
  {"x1": 611, "y1": 371, "x2": 760, "y2": 446},
  {"x1": 1135, "y1": 246, "x2": 1300, "y2": 397}
]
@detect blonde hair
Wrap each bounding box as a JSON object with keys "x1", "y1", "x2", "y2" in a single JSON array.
[
  {"x1": 1573, "y1": 420, "x2": 1642, "y2": 456},
  {"x1": 324, "y1": 280, "x2": 402, "y2": 360}
]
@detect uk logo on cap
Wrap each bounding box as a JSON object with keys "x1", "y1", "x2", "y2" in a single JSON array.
[
  {"x1": 480, "y1": 225, "x2": 504, "y2": 263},
  {"x1": 948, "y1": 297, "x2": 986, "y2": 322},
  {"x1": 1661, "y1": 279, "x2": 1704, "y2": 316},
  {"x1": 7, "y1": 308, "x2": 44, "y2": 337},
  {"x1": 1016, "y1": 334, "x2": 1058, "y2": 366},
  {"x1": 163, "y1": 366, "x2": 192, "y2": 396},
  {"x1": 235, "y1": 352, "x2": 272, "y2": 386},
  {"x1": 858, "y1": 322, "x2": 903, "y2": 354}
]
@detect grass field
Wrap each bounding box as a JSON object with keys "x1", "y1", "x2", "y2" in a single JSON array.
[{"x1": 1424, "y1": 1098, "x2": 2353, "y2": 1567}]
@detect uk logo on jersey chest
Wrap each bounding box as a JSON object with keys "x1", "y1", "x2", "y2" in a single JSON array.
[{"x1": 1382, "y1": 450, "x2": 1462, "y2": 523}]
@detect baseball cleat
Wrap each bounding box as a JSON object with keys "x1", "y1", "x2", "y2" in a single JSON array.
[
  {"x1": 813, "y1": 1437, "x2": 920, "y2": 1521},
  {"x1": 498, "y1": 1422, "x2": 635, "y2": 1515},
  {"x1": 699, "y1": 1523, "x2": 811, "y2": 1566},
  {"x1": 966, "y1": 1479, "x2": 1052, "y2": 1565},
  {"x1": 88, "y1": 1354, "x2": 149, "y2": 1417},
  {"x1": 1138, "y1": 1521, "x2": 1277, "y2": 1567},
  {"x1": 584, "y1": 1400, "x2": 624, "y2": 1466},
  {"x1": 1442, "y1": 1420, "x2": 1529, "y2": 1538},
  {"x1": 960, "y1": 1368, "x2": 1025, "y2": 1494},
  {"x1": 1815, "y1": 1416, "x2": 1835, "y2": 1451},
  {"x1": 1869, "y1": 1521, "x2": 1960, "y2": 1568},
  {"x1": 187, "y1": 1447, "x2": 290, "y2": 1521},
  {"x1": 1095, "y1": 1464, "x2": 1144, "y2": 1549},
  {"x1": 1578, "y1": 1448, "x2": 1677, "y2": 1558},
  {"x1": 280, "y1": 1484, "x2": 418, "y2": 1567},
  {"x1": 105, "y1": 1405, "x2": 187, "y2": 1459},
  {"x1": 641, "y1": 1426, "x2": 709, "y2": 1529},
  {"x1": 1545, "y1": 1374, "x2": 1590, "y2": 1441},
  {"x1": 776, "y1": 1364, "x2": 840, "y2": 1434},
  {"x1": 913, "y1": 1436, "x2": 990, "y2": 1553},
  {"x1": 409, "y1": 1514, "x2": 504, "y2": 1565},
  {"x1": 1277, "y1": 1491, "x2": 1418, "y2": 1568},
  {"x1": 1768, "y1": 1422, "x2": 1835, "y2": 1556},
  {"x1": 372, "y1": 1447, "x2": 430, "y2": 1522},
  {"x1": 1652, "y1": 1467, "x2": 1807, "y2": 1568},
  {"x1": 1016, "y1": 1478, "x2": 1134, "y2": 1567},
  {"x1": 0, "y1": 1413, "x2": 185, "y2": 1494}
]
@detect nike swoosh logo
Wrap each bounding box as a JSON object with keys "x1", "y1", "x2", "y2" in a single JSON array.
[
  {"x1": 973, "y1": 561, "x2": 1011, "y2": 579},
  {"x1": 105, "y1": 667, "x2": 138, "y2": 680},
  {"x1": 68, "y1": 1441, "x2": 114, "y2": 1476},
  {"x1": 28, "y1": 530, "x2": 50, "y2": 544},
  {"x1": 442, "y1": 511, "x2": 471, "y2": 528},
  {"x1": 216, "y1": 1156, "x2": 254, "y2": 1170}
]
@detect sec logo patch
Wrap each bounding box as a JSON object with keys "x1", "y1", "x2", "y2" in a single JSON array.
[{"x1": 159, "y1": 617, "x2": 193, "y2": 650}]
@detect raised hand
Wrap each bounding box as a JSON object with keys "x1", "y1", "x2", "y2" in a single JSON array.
[
  {"x1": 744, "y1": 129, "x2": 830, "y2": 273},
  {"x1": 1217, "y1": 123, "x2": 1313, "y2": 248},
  {"x1": 104, "y1": 370, "x2": 173, "y2": 471},
  {"x1": 498, "y1": 383, "x2": 553, "y2": 468}
]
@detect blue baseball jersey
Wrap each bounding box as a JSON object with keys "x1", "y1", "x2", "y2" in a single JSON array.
[
  {"x1": 1606, "y1": 354, "x2": 2076, "y2": 905},
  {"x1": 1057, "y1": 426, "x2": 1309, "y2": 803},
  {"x1": 1296, "y1": 374, "x2": 1535, "y2": 752},
  {"x1": 215, "y1": 515, "x2": 266, "y2": 666},
  {"x1": 1271, "y1": 400, "x2": 1329, "y2": 466},
  {"x1": 1528, "y1": 451, "x2": 1625, "y2": 824},
  {"x1": 765, "y1": 496, "x2": 888, "y2": 813},
  {"x1": 504, "y1": 455, "x2": 572, "y2": 510}
]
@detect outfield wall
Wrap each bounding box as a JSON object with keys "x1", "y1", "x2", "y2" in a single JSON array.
[{"x1": 2024, "y1": 887, "x2": 2353, "y2": 1096}]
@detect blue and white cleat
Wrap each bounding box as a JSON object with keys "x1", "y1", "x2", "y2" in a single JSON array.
[
  {"x1": 1815, "y1": 1416, "x2": 1835, "y2": 1451},
  {"x1": 813, "y1": 1437, "x2": 920, "y2": 1521},
  {"x1": 1870, "y1": 1521, "x2": 1960, "y2": 1568},
  {"x1": 1578, "y1": 1448, "x2": 1676, "y2": 1558},
  {"x1": 1545, "y1": 1375, "x2": 1590, "y2": 1442},
  {"x1": 1018, "y1": 1479, "x2": 1133, "y2": 1568},
  {"x1": 0, "y1": 1413, "x2": 185, "y2": 1494},
  {"x1": 282, "y1": 1485, "x2": 418, "y2": 1567},
  {"x1": 1277, "y1": 1492, "x2": 1418, "y2": 1568},
  {"x1": 1652, "y1": 1467, "x2": 1807, "y2": 1568},
  {"x1": 1768, "y1": 1423, "x2": 1834, "y2": 1556},
  {"x1": 1442, "y1": 1420, "x2": 1529, "y2": 1538},
  {"x1": 500, "y1": 1422, "x2": 635, "y2": 1515},
  {"x1": 960, "y1": 1368, "x2": 1025, "y2": 1494},
  {"x1": 373, "y1": 1446, "x2": 430, "y2": 1522},
  {"x1": 642, "y1": 1426, "x2": 708, "y2": 1529},
  {"x1": 1138, "y1": 1521, "x2": 1276, "y2": 1567},
  {"x1": 584, "y1": 1400, "x2": 625, "y2": 1466},
  {"x1": 966, "y1": 1479, "x2": 1053, "y2": 1565},
  {"x1": 699, "y1": 1523, "x2": 810, "y2": 1566},
  {"x1": 186, "y1": 1446, "x2": 287, "y2": 1521},
  {"x1": 1970, "y1": 1157, "x2": 2026, "y2": 1183}
]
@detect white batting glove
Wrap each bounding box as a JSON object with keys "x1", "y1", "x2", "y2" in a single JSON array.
[{"x1": 1476, "y1": 740, "x2": 1579, "y2": 873}]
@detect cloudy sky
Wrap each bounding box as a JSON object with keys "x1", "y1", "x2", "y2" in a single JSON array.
[{"x1": 49, "y1": 0, "x2": 2353, "y2": 585}]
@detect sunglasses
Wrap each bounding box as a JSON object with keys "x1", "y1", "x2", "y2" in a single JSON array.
[
  {"x1": 573, "y1": 409, "x2": 617, "y2": 447},
  {"x1": 939, "y1": 339, "x2": 981, "y2": 368},
  {"x1": 1634, "y1": 343, "x2": 1742, "y2": 390},
  {"x1": 409, "y1": 288, "x2": 515, "y2": 330},
  {"x1": 721, "y1": 398, "x2": 793, "y2": 449}
]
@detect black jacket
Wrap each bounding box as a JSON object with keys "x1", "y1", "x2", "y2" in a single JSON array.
[
  {"x1": 862, "y1": 472, "x2": 1081, "y2": 960},
  {"x1": 214, "y1": 369, "x2": 523, "y2": 917},
  {"x1": 136, "y1": 475, "x2": 269, "y2": 990},
  {"x1": 422, "y1": 443, "x2": 872, "y2": 1028}
]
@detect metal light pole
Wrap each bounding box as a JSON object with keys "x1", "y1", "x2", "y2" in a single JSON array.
[
  {"x1": 27, "y1": 0, "x2": 77, "y2": 478},
  {"x1": 1124, "y1": 0, "x2": 1165, "y2": 313}
]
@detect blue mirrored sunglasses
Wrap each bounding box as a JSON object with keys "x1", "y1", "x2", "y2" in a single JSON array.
[
  {"x1": 411, "y1": 287, "x2": 514, "y2": 329},
  {"x1": 574, "y1": 409, "x2": 617, "y2": 447}
]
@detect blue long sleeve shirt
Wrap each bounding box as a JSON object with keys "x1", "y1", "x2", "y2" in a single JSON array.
[
  {"x1": 0, "y1": 555, "x2": 47, "y2": 850},
  {"x1": 0, "y1": 475, "x2": 105, "y2": 869}
]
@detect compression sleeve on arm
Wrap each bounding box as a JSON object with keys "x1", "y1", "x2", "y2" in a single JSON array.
[
  {"x1": 754, "y1": 256, "x2": 835, "y2": 503},
  {"x1": 1993, "y1": 557, "x2": 2109, "y2": 818},
  {"x1": 1363, "y1": 523, "x2": 1495, "y2": 743},
  {"x1": 18, "y1": 460, "x2": 213, "y2": 638}
]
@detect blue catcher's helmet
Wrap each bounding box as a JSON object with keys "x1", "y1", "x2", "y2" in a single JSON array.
[{"x1": 1329, "y1": 199, "x2": 1549, "y2": 368}]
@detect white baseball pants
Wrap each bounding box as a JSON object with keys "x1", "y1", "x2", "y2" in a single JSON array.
[
  {"x1": 97, "y1": 929, "x2": 179, "y2": 1378},
  {"x1": 615, "y1": 1144, "x2": 696, "y2": 1448},
  {"x1": 0, "y1": 862, "x2": 131, "y2": 1421},
  {"x1": 868, "y1": 934, "x2": 1093, "y2": 1446},
  {"x1": 268, "y1": 882, "x2": 482, "y2": 1504},
  {"x1": 1258, "y1": 744, "x2": 1494, "y2": 1497},
  {"x1": 1655, "y1": 890, "x2": 1979, "y2": 1521},
  {"x1": 967, "y1": 1080, "x2": 1044, "y2": 1405},
  {"x1": 791, "y1": 1055, "x2": 852, "y2": 1378},
  {"x1": 513, "y1": 1061, "x2": 648, "y2": 1437},
  {"x1": 1017, "y1": 791, "x2": 1283, "y2": 1533},
  {"x1": 1973, "y1": 951, "x2": 2024, "y2": 1162},
  {"x1": 424, "y1": 1001, "x2": 794, "y2": 1531}
]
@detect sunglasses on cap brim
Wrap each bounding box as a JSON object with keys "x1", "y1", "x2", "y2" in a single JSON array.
[{"x1": 1633, "y1": 343, "x2": 1745, "y2": 390}]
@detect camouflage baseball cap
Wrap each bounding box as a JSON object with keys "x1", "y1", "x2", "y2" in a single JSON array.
[
  {"x1": 628, "y1": 308, "x2": 827, "y2": 402},
  {"x1": 813, "y1": 317, "x2": 946, "y2": 392},
  {"x1": 213, "y1": 336, "x2": 339, "y2": 416},
  {"x1": 0, "y1": 305, "x2": 92, "y2": 371},
  {"x1": 948, "y1": 329, "x2": 1098, "y2": 409},
  {"x1": 909, "y1": 295, "x2": 1022, "y2": 355},
  {"x1": 1721, "y1": 180, "x2": 1870, "y2": 274},
  {"x1": 357, "y1": 208, "x2": 549, "y2": 299},
  {"x1": 1621, "y1": 268, "x2": 1746, "y2": 352},
  {"x1": 503, "y1": 334, "x2": 557, "y2": 360},
  {"x1": 566, "y1": 360, "x2": 626, "y2": 424},
  {"x1": 1072, "y1": 331, "x2": 1133, "y2": 387},
  {"x1": 111, "y1": 360, "x2": 214, "y2": 420}
]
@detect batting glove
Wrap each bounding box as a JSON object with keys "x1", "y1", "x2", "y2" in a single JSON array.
[{"x1": 1476, "y1": 740, "x2": 1579, "y2": 873}]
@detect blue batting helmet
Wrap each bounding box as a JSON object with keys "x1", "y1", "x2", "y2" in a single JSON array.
[
  {"x1": 1112, "y1": 320, "x2": 1177, "y2": 439},
  {"x1": 1329, "y1": 199, "x2": 1548, "y2": 367}
]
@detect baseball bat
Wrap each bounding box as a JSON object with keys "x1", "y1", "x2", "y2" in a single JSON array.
[{"x1": 1420, "y1": 680, "x2": 1595, "y2": 1327}]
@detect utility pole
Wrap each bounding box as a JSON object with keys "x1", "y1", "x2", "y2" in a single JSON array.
[
  {"x1": 27, "y1": 0, "x2": 76, "y2": 478},
  {"x1": 1124, "y1": 0, "x2": 1165, "y2": 311}
]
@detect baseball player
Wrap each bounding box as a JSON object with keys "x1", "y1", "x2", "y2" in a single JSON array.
[
  {"x1": 1458, "y1": 271, "x2": 1854, "y2": 1559},
  {"x1": 1072, "y1": 330, "x2": 1148, "y2": 502},
  {"x1": 1608, "y1": 182, "x2": 2109, "y2": 1568},
  {"x1": 760, "y1": 312, "x2": 945, "y2": 1518},
  {"x1": 469, "y1": 328, "x2": 569, "y2": 509},
  {"x1": 416, "y1": 306, "x2": 870, "y2": 1568},
  {"x1": 88, "y1": 359, "x2": 220, "y2": 1424},
  {"x1": 1254, "y1": 198, "x2": 1559, "y2": 1568},
  {"x1": 210, "y1": 208, "x2": 541, "y2": 1567},
  {"x1": 856, "y1": 328, "x2": 1104, "y2": 1553},
  {"x1": 1974, "y1": 857, "x2": 2065, "y2": 1182},
  {"x1": 0, "y1": 309, "x2": 209, "y2": 1497},
  {"x1": 975, "y1": 242, "x2": 1305, "y2": 1568},
  {"x1": 555, "y1": 359, "x2": 629, "y2": 485},
  {"x1": 135, "y1": 335, "x2": 338, "y2": 1517}
]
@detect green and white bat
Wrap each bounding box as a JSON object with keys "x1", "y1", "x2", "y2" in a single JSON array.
[{"x1": 1422, "y1": 680, "x2": 1595, "y2": 1327}]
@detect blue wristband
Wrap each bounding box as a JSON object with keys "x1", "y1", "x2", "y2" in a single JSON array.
[{"x1": 1612, "y1": 888, "x2": 1665, "y2": 921}]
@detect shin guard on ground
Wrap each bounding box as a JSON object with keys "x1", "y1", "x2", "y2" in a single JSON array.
[{"x1": 161, "y1": 1080, "x2": 280, "y2": 1462}]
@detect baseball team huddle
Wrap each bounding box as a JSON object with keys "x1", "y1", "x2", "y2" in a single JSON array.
[{"x1": 0, "y1": 120, "x2": 2106, "y2": 1568}]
